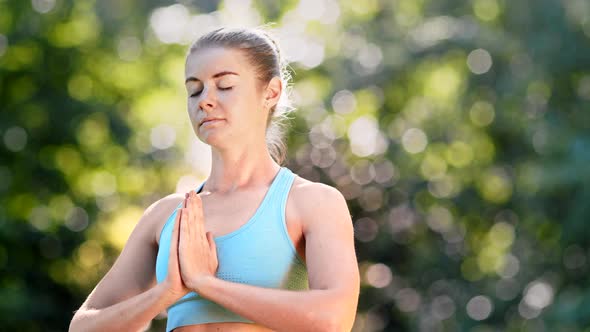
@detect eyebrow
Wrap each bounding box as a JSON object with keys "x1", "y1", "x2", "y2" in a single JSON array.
[{"x1": 184, "y1": 71, "x2": 239, "y2": 84}]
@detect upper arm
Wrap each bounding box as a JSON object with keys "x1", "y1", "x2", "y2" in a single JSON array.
[
  {"x1": 295, "y1": 183, "x2": 360, "y2": 312},
  {"x1": 76, "y1": 194, "x2": 183, "y2": 311}
]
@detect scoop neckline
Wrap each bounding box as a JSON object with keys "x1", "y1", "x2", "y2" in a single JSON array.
[{"x1": 193, "y1": 167, "x2": 285, "y2": 241}]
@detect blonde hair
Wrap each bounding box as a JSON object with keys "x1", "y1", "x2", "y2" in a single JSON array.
[{"x1": 188, "y1": 26, "x2": 294, "y2": 165}]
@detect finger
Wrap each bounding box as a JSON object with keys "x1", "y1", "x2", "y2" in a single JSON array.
[
  {"x1": 193, "y1": 192, "x2": 204, "y2": 221},
  {"x1": 207, "y1": 232, "x2": 218, "y2": 270},
  {"x1": 184, "y1": 195, "x2": 194, "y2": 239},
  {"x1": 180, "y1": 208, "x2": 190, "y2": 247},
  {"x1": 187, "y1": 192, "x2": 202, "y2": 235},
  {"x1": 169, "y1": 209, "x2": 182, "y2": 269},
  {"x1": 190, "y1": 192, "x2": 205, "y2": 236},
  {"x1": 171, "y1": 209, "x2": 181, "y2": 253},
  {"x1": 188, "y1": 191, "x2": 197, "y2": 213}
]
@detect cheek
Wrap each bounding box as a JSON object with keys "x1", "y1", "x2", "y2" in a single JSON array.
[
  {"x1": 226, "y1": 89, "x2": 261, "y2": 113},
  {"x1": 219, "y1": 91, "x2": 241, "y2": 105},
  {"x1": 187, "y1": 100, "x2": 199, "y2": 119},
  {"x1": 187, "y1": 100, "x2": 193, "y2": 112}
]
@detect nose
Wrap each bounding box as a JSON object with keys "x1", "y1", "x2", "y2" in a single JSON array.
[{"x1": 198, "y1": 86, "x2": 216, "y2": 112}]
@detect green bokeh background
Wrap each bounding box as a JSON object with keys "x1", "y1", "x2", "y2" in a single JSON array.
[{"x1": 1, "y1": 0, "x2": 590, "y2": 331}]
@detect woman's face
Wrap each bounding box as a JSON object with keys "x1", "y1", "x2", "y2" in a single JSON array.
[{"x1": 184, "y1": 47, "x2": 267, "y2": 147}]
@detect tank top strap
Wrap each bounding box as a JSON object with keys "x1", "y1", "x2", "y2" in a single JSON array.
[
  {"x1": 267, "y1": 167, "x2": 296, "y2": 212},
  {"x1": 196, "y1": 181, "x2": 205, "y2": 194}
]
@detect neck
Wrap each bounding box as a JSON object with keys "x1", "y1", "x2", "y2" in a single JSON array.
[{"x1": 203, "y1": 141, "x2": 280, "y2": 194}]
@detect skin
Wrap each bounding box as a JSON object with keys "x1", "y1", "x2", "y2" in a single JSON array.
[{"x1": 69, "y1": 46, "x2": 360, "y2": 332}]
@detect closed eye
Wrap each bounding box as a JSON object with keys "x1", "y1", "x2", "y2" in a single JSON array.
[{"x1": 189, "y1": 86, "x2": 232, "y2": 98}]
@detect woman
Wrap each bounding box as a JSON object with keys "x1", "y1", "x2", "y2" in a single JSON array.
[{"x1": 69, "y1": 27, "x2": 360, "y2": 332}]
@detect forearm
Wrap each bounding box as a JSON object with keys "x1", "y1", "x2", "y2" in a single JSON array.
[
  {"x1": 197, "y1": 276, "x2": 355, "y2": 332},
  {"x1": 69, "y1": 283, "x2": 178, "y2": 332}
]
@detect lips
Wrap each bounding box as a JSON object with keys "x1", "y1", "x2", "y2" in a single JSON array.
[{"x1": 200, "y1": 118, "x2": 224, "y2": 126}]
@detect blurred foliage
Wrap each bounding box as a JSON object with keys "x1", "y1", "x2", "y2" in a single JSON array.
[{"x1": 1, "y1": 0, "x2": 590, "y2": 331}]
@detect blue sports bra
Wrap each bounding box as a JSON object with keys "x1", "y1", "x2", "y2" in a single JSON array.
[{"x1": 155, "y1": 167, "x2": 308, "y2": 331}]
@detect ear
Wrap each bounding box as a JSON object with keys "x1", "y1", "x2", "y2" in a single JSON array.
[{"x1": 263, "y1": 76, "x2": 282, "y2": 111}]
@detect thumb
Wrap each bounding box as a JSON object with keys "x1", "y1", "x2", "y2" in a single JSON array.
[{"x1": 206, "y1": 231, "x2": 217, "y2": 253}]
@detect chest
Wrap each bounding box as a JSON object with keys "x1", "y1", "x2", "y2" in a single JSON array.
[
  {"x1": 200, "y1": 190, "x2": 265, "y2": 237},
  {"x1": 199, "y1": 189, "x2": 306, "y2": 262}
]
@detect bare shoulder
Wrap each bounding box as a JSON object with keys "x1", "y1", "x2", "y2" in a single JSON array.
[
  {"x1": 145, "y1": 192, "x2": 185, "y2": 216},
  {"x1": 289, "y1": 175, "x2": 351, "y2": 231},
  {"x1": 290, "y1": 175, "x2": 347, "y2": 208},
  {"x1": 112, "y1": 193, "x2": 185, "y2": 247},
  {"x1": 138, "y1": 193, "x2": 186, "y2": 245}
]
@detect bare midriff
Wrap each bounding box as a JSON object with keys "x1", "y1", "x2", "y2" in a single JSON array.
[{"x1": 173, "y1": 322, "x2": 275, "y2": 331}]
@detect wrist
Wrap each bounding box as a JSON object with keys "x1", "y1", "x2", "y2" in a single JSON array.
[
  {"x1": 156, "y1": 282, "x2": 187, "y2": 305},
  {"x1": 190, "y1": 275, "x2": 217, "y2": 295}
]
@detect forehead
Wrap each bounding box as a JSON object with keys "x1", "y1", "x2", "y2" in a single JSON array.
[{"x1": 185, "y1": 47, "x2": 252, "y2": 80}]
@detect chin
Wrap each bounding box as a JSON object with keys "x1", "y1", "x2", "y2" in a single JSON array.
[{"x1": 196, "y1": 131, "x2": 227, "y2": 148}]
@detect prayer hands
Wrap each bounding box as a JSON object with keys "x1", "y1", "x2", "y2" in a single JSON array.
[{"x1": 178, "y1": 190, "x2": 219, "y2": 292}]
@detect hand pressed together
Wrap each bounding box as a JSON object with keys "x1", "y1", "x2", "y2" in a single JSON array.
[
  {"x1": 178, "y1": 191, "x2": 219, "y2": 291},
  {"x1": 163, "y1": 191, "x2": 219, "y2": 299}
]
